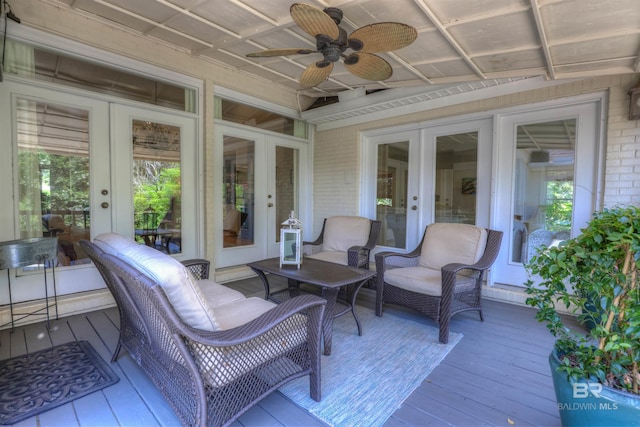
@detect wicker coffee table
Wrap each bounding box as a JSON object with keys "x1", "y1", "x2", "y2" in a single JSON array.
[{"x1": 248, "y1": 257, "x2": 375, "y2": 355}]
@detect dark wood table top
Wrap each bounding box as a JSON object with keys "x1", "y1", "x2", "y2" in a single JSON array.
[{"x1": 247, "y1": 257, "x2": 375, "y2": 288}]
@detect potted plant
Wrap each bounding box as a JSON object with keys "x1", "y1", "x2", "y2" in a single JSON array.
[{"x1": 525, "y1": 206, "x2": 640, "y2": 426}]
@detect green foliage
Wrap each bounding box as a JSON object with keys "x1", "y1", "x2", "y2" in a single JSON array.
[
  {"x1": 525, "y1": 206, "x2": 640, "y2": 395},
  {"x1": 545, "y1": 180, "x2": 573, "y2": 231},
  {"x1": 133, "y1": 160, "x2": 180, "y2": 228}
]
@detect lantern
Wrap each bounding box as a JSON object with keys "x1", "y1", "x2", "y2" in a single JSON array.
[{"x1": 280, "y1": 211, "x2": 302, "y2": 268}]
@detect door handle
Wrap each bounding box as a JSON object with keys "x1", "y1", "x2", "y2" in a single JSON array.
[
  {"x1": 101, "y1": 202, "x2": 109, "y2": 208},
  {"x1": 268, "y1": 203, "x2": 274, "y2": 207},
  {"x1": 411, "y1": 205, "x2": 417, "y2": 210}
]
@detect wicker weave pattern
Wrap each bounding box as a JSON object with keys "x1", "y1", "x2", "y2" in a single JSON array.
[
  {"x1": 375, "y1": 227, "x2": 503, "y2": 344},
  {"x1": 80, "y1": 240, "x2": 149, "y2": 363},
  {"x1": 182, "y1": 258, "x2": 211, "y2": 280},
  {"x1": 351, "y1": 23, "x2": 418, "y2": 53},
  {"x1": 83, "y1": 241, "x2": 325, "y2": 427}
]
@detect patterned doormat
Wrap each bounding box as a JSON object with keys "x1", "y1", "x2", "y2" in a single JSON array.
[{"x1": 0, "y1": 340, "x2": 119, "y2": 425}]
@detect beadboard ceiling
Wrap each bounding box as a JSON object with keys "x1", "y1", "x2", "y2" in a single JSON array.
[{"x1": 33, "y1": 0, "x2": 639, "y2": 101}]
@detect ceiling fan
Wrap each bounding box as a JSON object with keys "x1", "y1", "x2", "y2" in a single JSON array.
[{"x1": 246, "y1": 3, "x2": 418, "y2": 88}]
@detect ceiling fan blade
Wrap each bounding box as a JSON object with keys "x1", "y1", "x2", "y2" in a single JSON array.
[
  {"x1": 290, "y1": 3, "x2": 339, "y2": 40},
  {"x1": 300, "y1": 62, "x2": 334, "y2": 88},
  {"x1": 348, "y1": 23, "x2": 417, "y2": 53},
  {"x1": 246, "y1": 48, "x2": 315, "y2": 58},
  {"x1": 344, "y1": 53, "x2": 392, "y2": 81}
]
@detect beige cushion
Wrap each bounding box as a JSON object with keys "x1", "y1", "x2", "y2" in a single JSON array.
[
  {"x1": 213, "y1": 297, "x2": 277, "y2": 330},
  {"x1": 94, "y1": 232, "x2": 139, "y2": 255},
  {"x1": 384, "y1": 266, "x2": 443, "y2": 296},
  {"x1": 305, "y1": 251, "x2": 349, "y2": 266},
  {"x1": 196, "y1": 279, "x2": 247, "y2": 308},
  {"x1": 118, "y1": 245, "x2": 220, "y2": 331},
  {"x1": 419, "y1": 223, "x2": 487, "y2": 270},
  {"x1": 322, "y1": 216, "x2": 370, "y2": 252}
]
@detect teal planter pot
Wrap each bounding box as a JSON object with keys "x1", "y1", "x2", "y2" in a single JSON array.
[{"x1": 549, "y1": 349, "x2": 640, "y2": 426}]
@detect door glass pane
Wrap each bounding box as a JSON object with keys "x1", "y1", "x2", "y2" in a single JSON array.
[
  {"x1": 17, "y1": 99, "x2": 91, "y2": 266},
  {"x1": 376, "y1": 141, "x2": 408, "y2": 248},
  {"x1": 435, "y1": 132, "x2": 478, "y2": 225},
  {"x1": 275, "y1": 146, "x2": 297, "y2": 242},
  {"x1": 132, "y1": 120, "x2": 182, "y2": 254},
  {"x1": 512, "y1": 119, "x2": 575, "y2": 263},
  {"x1": 223, "y1": 136, "x2": 254, "y2": 248}
]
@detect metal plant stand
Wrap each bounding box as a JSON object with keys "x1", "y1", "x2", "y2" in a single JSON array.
[{"x1": 0, "y1": 237, "x2": 59, "y2": 331}]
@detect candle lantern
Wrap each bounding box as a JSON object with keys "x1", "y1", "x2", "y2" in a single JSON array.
[{"x1": 280, "y1": 211, "x2": 302, "y2": 268}]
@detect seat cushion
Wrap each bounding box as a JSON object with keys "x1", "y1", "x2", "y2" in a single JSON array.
[
  {"x1": 384, "y1": 266, "x2": 443, "y2": 296},
  {"x1": 196, "y1": 279, "x2": 247, "y2": 308},
  {"x1": 213, "y1": 297, "x2": 277, "y2": 330},
  {"x1": 323, "y1": 216, "x2": 370, "y2": 252},
  {"x1": 419, "y1": 223, "x2": 487, "y2": 270},
  {"x1": 305, "y1": 251, "x2": 349, "y2": 266},
  {"x1": 117, "y1": 244, "x2": 220, "y2": 331},
  {"x1": 94, "y1": 232, "x2": 139, "y2": 255}
]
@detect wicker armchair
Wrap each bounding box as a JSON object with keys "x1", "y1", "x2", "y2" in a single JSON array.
[
  {"x1": 80, "y1": 235, "x2": 210, "y2": 362},
  {"x1": 82, "y1": 235, "x2": 326, "y2": 427},
  {"x1": 304, "y1": 216, "x2": 381, "y2": 269},
  {"x1": 375, "y1": 223, "x2": 503, "y2": 344}
]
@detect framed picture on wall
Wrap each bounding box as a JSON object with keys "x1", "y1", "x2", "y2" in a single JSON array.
[{"x1": 461, "y1": 177, "x2": 476, "y2": 195}]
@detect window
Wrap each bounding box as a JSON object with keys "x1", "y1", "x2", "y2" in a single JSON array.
[
  {"x1": 17, "y1": 99, "x2": 91, "y2": 266},
  {"x1": 215, "y1": 97, "x2": 307, "y2": 138},
  {"x1": 4, "y1": 39, "x2": 196, "y2": 113}
]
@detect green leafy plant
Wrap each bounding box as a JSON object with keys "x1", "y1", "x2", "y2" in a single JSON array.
[{"x1": 525, "y1": 206, "x2": 640, "y2": 395}]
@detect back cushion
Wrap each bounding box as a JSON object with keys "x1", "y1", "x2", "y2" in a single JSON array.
[
  {"x1": 419, "y1": 223, "x2": 487, "y2": 270},
  {"x1": 323, "y1": 216, "x2": 370, "y2": 252},
  {"x1": 118, "y1": 245, "x2": 220, "y2": 331},
  {"x1": 94, "y1": 232, "x2": 139, "y2": 255}
]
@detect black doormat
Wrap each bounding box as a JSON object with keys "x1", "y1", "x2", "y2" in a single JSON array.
[{"x1": 0, "y1": 340, "x2": 119, "y2": 425}]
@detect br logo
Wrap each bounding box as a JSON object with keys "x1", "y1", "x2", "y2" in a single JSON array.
[{"x1": 572, "y1": 382, "x2": 602, "y2": 398}]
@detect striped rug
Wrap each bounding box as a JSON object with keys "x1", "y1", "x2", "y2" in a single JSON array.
[{"x1": 279, "y1": 307, "x2": 462, "y2": 427}]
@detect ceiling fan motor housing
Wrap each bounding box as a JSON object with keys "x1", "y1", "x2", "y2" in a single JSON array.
[{"x1": 316, "y1": 27, "x2": 349, "y2": 63}]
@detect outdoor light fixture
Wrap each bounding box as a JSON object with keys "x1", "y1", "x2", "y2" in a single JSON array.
[
  {"x1": 628, "y1": 79, "x2": 640, "y2": 120},
  {"x1": 280, "y1": 211, "x2": 302, "y2": 268}
]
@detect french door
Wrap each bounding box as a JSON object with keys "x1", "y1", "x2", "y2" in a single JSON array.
[
  {"x1": 214, "y1": 124, "x2": 309, "y2": 268},
  {"x1": 492, "y1": 100, "x2": 602, "y2": 286},
  {"x1": 112, "y1": 104, "x2": 198, "y2": 259},
  {"x1": 363, "y1": 118, "x2": 492, "y2": 254},
  {"x1": 0, "y1": 81, "x2": 199, "y2": 301}
]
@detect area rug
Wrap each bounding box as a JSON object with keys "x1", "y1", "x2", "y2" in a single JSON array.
[
  {"x1": 279, "y1": 308, "x2": 462, "y2": 427},
  {"x1": 0, "y1": 340, "x2": 119, "y2": 425}
]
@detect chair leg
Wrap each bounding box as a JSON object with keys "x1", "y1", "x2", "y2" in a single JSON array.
[
  {"x1": 438, "y1": 318, "x2": 450, "y2": 344},
  {"x1": 110, "y1": 341, "x2": 123, "y2": 363}
]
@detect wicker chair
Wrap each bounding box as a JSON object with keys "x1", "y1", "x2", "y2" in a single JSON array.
[
  {"x1": 82, "y1": 235, "x2": 326, "y2": 427},
  {"x1": 375, "y1": 223, "x2": 503, "y2": 344},
  {"x1": 304, "y1": 216, "x2": 381, "y2": 269},
  {"x1": 80, "y1": 235, "x2": 210, "y2": 362}
]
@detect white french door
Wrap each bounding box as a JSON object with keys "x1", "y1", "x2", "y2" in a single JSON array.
[
  {"x1": 214, "y1": 124, "x2": 309, "y2": 268},
  {"x1": 1, "y1": 82, "x2": 112, "y2": 246},
  {"x1": 112, "y1": 104, "x2": 199, "y2": 260},
  {"x1": 492, "y1": 99, "x2": 602, "y2": 286},
  {"x1": 363, "y1": 118, "x2": 492, "y2": 254}
]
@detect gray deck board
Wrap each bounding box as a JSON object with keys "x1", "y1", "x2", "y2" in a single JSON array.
[{"x1": 0, "y1": 277, "x2": 577, "y2": 427}]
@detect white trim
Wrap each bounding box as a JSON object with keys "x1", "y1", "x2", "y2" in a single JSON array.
[{"x1": 304, "y1": 76, "x2": 582, "y2": 131}]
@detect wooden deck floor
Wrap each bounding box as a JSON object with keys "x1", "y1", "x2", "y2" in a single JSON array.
[{"x1": 0, "y1": 276, "x2": 574, "y2": 426}]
